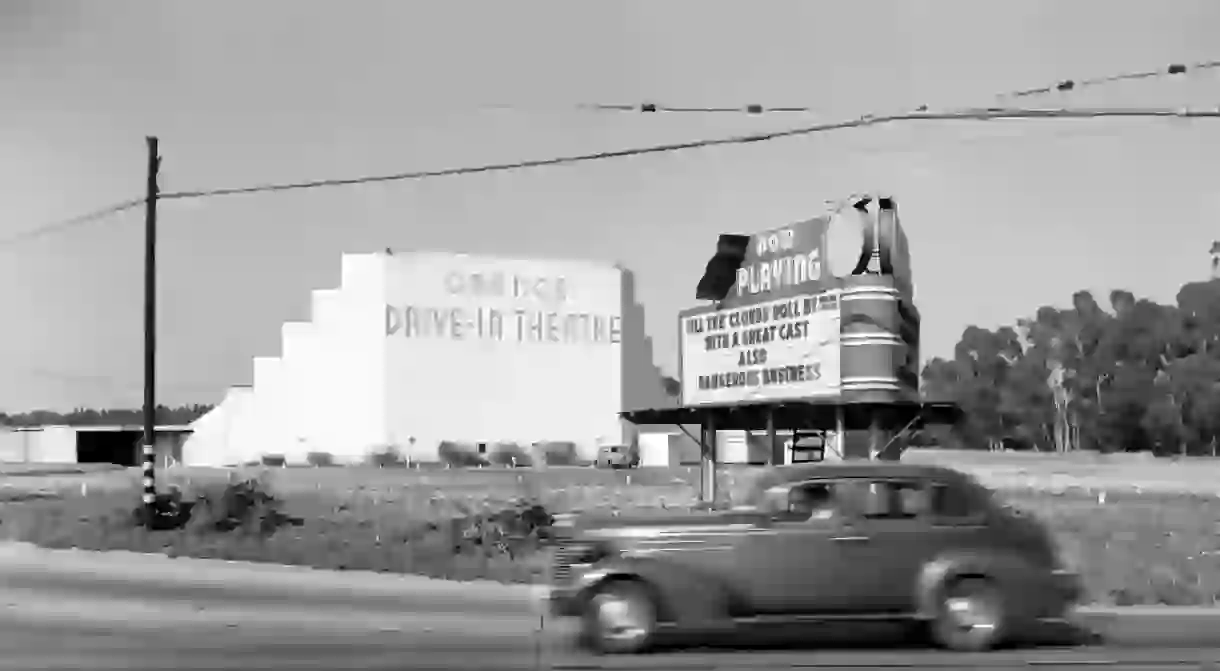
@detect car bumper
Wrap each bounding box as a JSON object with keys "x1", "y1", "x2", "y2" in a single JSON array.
[
  {"x1": 1030, "y1": 569, "x2": 1084, "y2": 623},
  {"x1": 1052, "y1": 569, "x2": 1083, "y2": 603}
]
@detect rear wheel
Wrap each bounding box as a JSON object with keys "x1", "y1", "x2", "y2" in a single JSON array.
[
  {"x1": 579, "y1": 579, "x2": 658, "y2": 654},
  {"x1": 932, "y1": 577, "x2": 1007, "y2": 651}
]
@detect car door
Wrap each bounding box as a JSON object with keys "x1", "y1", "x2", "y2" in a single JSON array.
[
  {"x1": 847, "y1": 478, "x2": 938, "y2": 613},
  {"x1": 848, "y1": 477, "x2": 996, "y2": 613},
  {"x1": 735, "y1": 478, "x2": 867, "y2": 615}
]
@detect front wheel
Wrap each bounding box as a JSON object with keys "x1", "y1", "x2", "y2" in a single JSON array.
[
  {"x1": 579, "y1": 580, "x2": 658, "y2": 654},
  {"x1": 931, "y1": 577, "x2": 1007, "y2": 651}
]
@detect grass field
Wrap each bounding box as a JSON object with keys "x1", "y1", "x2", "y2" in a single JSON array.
[{"x1": 1, "y1": 451, "x2": 1219, "y2": 606}]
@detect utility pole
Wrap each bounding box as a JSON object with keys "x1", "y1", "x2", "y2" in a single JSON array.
[{"x1": 142, "y1": 136, "x2": 161, "y2": 521}]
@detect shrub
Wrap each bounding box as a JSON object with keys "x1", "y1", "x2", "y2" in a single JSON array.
[
  {"x1": 306, "y1": 451, "x2": 336, "y2": 467},
  {"x1": 131, "y1": 487, "x2": 198, "y2": 531},
  {"x1": 489, "y1": 442, "x2": 532, "y2": 467},
  {"x1": 444, "y1": 499, "x2": 555, "y2": 559},
  {"x1": 131, "y1": 477, "x2": 303, "y2": 534},
  {"x1": 366, "y1": 445, "x2": 406, "y2": 468},
  {"x1": 194, "y1": 477, "x2": 304, "y2": 534},
  {"x1": 538, "y1": 441, "x2": 583, "y2": 466},
  {"x1": 438, "y1": 441, "x2": 490, "y2": 467}
]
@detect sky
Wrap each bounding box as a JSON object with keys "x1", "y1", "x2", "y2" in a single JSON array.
[{"x1": 1, "y1": 0, "x2": 1218, "y2": 412}]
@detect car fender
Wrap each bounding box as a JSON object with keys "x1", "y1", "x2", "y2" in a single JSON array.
[
  {"x1": 915, "y1": 551, "x2": 1042, "y2": 621},
  {"x1": 576, "y1": 554, "x2": 739, "y2": 628}
]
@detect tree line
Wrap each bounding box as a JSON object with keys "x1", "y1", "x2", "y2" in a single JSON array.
[
  {"x1": 0, "y1": 404, "x2": 214, "y2": 428},
  {"x1": 921, "y1": 277, "x2": 1220, "y2": 455}
]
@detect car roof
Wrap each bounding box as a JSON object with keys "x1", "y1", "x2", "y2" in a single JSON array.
[{"x1": 753, "y1": 462, "x2": 971, "y2": 487}]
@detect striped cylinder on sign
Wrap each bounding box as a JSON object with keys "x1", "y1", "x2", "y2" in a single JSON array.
[{"x1": 837, "y1": 275, "x2": 918, "y2": 404}]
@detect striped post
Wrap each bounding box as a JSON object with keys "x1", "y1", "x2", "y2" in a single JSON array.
[
  {"x1": 141, "y1": 136, "x2": 160, "y2": 520},
  {"x1": 142, "y1": 442, "x2": 156, "y2": 507}
]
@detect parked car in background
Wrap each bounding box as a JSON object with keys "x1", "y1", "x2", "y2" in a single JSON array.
[
  {"x1": 595, "y1": 444, "x2": 639, "y2": 469},
  {"x1": 548, "y1": 462, "x2": 1081, "y2": 654}
]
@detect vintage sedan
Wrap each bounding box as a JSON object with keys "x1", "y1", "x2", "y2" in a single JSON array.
[{"x1": 548, "y1": 462, "x2": 1081, "y2": 654}]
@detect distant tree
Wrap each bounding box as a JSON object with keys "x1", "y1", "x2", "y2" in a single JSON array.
[
  {"x1": 923, "y1": 278, "x2": 1220, "y2": 455},
  {"x1": 0, "y1": 404, "x2": 214, "y2": 428}
]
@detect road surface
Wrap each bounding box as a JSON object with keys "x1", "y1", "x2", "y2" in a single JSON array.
[{"x1": 1, "y1": 543, "x2": 1219, "y2": 670}]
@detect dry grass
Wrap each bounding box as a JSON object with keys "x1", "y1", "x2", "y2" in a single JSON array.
[
  {"x1": 904, "y1": 449, "x2": 1220, "y2": 496},
  {"x1": 0, "y1": 471, "x2": 555, "y2": 584},
  {"x1": 1001, "y1": 487, "x2": 1220, "y2": 606},
  {"x1": 2, "y1": 453, "x2": 1218, "y2": 605}
]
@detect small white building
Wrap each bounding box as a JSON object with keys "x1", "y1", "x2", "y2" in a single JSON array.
[
  {"x1": 0, "y1": 425, "x2": 189, "y2": 466},
  {"x1": 636, "y1": 429, "x2": 845, "y2": 467},
  {"x1": 0, "y1": 426, "x2": 70, "y2": 463},
  {"x1": 184, "y1": 250, "x2": 669, "y2": 467}
]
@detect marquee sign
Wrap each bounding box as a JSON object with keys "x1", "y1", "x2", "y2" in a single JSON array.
[{"x1": 677, "y1": 195, "x2": 914, "y2": 406}]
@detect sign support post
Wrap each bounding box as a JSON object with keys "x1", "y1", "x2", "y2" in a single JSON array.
[
  {"x1": 700, "y1": 413, "x2": 716, "y2": 505},
  {"x1": 835, "y1": 404, "x2": 846, "y2": 460},
  {"x1": 766, "y1": 407, "x2": 781, "y2": 465}
]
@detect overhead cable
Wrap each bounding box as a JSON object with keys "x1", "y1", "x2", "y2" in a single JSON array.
[
  {"x1": 157, "y1": 105, "x2": 1220, "y2": 202},
  {"x1": 0, "y1": 198, "x2": 141, "y2": 249},
  {"x1": 519, "y1": 59, "x2": 1220, "y2": 115},
  {"x1": 5, "y1": 103, "x2": 1218, "y2": 250}
]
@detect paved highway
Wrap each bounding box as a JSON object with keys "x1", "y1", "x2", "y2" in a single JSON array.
[
  {"x1": 1, "y1": 543, "x2": 1218, "y2": 670},
  {"x1": 542, "y1": 613, "x2": 1220, "y2": 669},
  {"x1": 0, "y1": 543, "x2": 544, "y2": 670}
]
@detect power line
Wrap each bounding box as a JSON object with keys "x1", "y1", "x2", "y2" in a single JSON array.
[
  {"x1": 6, "y1": 57, "x2": 1218, "y2": 241},
  {"x1": 157, "y1": 105, "x2": 1220, "y2": 202},
  {"x1": 503, "y1": 58, "x2": 1220, "y2": 115},
  {"x1": 1002, "y1": 59, "x2": 1220, "y2": 100},
  {"x1": 5, "y1": 103, "x2": 1219, "y2": 250},
  {"x1": 0, "y1": 198, "x2": 141, "y2": 249}
]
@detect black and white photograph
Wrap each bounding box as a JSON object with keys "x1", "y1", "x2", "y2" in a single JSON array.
[{"x1": 2, "y1": 1, "x2": 1219, "y2": 669}]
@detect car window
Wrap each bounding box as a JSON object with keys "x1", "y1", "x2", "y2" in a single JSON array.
[
  {"x1": 779, "y1": 481, "x2": 840, "y2": 522},
  {"x1": 861, "y1": 480, "x2": 924, "y2": 520},
  {"x1": 929, "y1": 482, "x2": 976, "y2": 519}
]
